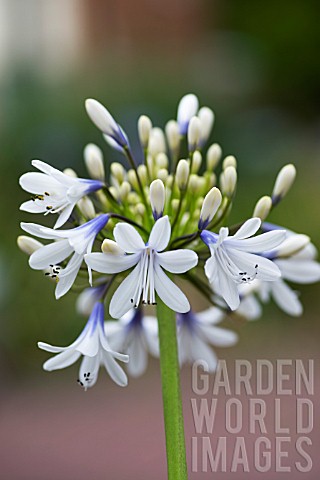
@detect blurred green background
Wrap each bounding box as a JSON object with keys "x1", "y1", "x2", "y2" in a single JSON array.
[{"x1": 0, "y1": 1, "x2": 319, "y2": 479}]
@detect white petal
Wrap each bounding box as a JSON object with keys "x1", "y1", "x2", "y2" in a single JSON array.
[
  {"x1": 20, "y1": 222, "x2": 62, "y2": 240},
  {"x1": 113, "y1": 223, "x2": 145, "y2": 253},
  {"x1": 109, "y1": 264, "x2": 142, "y2": 318},
  {"x1": 55, "y1": 253, "x2": 83, "y2": 299},
  {"x1": 19, "y1": 172, "x2": 65, "y2": 195},
  {"x1": 127, "y1": 334, "x2": 148, "y2": 377},
  {"x1": 20, "y1": 200, "x2": 47, "y2": 213},
  {"x1": 218, "y1": 268, "x2": 240, "y2": 310},
  {"x1": 102, "y1": 352, "x2": 128, "y2": 386},
  {"x1": 156, "y1": 249, "x2": 198, "y2": 273},
  {"x1": 237, "y1": 295, "x2": 262, "y2": 320},
  {"x1": 276, "y1": 259, "x2": 320, "y2": 284},
  {"x1": 43, "y1": 349, "x2": 81, "y2": 371},
  {"x1": 29, "y1": 240, "x2": 72, "y2": 270},
  {"x1": 148, "y1": 215, "x2": 171, "y2": 252},
  {"x1": 233, "y1": 218, "x2": 261, "y2": 239},
  {"x1": 196, "y1": 307, "x2": 224, "y2": 325},
  {"x1": 270, "y1": 281, "x2": 303, "y2": 316},
  {"x1": 38, "y1": 342, "x2": 66, "y2": 353},
  {"x1": 228, "y1": 249, "x2": 281, "y2": 281},
  {"x1": 204, "y1": 256, "x2": 218, "y2": 283},
  {"x1": 229, "y1": 230, "x2": 286, "y2": 253},
  {"x1": 54, "y1": 203, "x2": 75, "y2": 229},
  {"x1": 200, "y1": 324, "x2": 238, "y2": 347},
  {"x1": 154, "y1": 262, "x2": 190, "y2": 313},
  {"x1": 32, "y1": 160, "x2": 75, "y2": 186},
  {"x1": 79, "y1": 354, "x2": 100, "y2": 388},
  {"x1": 85, "y1": 252, "x2": 140, "y2": 274}
]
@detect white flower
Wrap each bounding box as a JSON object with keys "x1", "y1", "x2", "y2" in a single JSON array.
[
  {"x1": 19, "y1": 160, "x2": 104, "y2": 229},
  {"x1": 21, "y1": 214, "x2": 109, "y2": 298},
  {"x1": 107, "y1": 309, "x2": 159, "y2": 377},
  {"x1": 256, "y1": 230, "x2": 320, "y2": 316},
  {"x1": 38, "y1": 302, "x2": 128, "y2": 389},
  {"x1": 85, "y1": 215, "x2": 198, "y2": 318},
  {"x1": 201, "y1": 218, "x2": 286, "y2": 310},
  {"x1": 177, "y1": 308, "x2": 238, "y2": 371}
]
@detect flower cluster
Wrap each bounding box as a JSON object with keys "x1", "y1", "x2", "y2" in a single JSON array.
[{"x1": 18, "y1": 94, "x2": 320, "y2": 389}]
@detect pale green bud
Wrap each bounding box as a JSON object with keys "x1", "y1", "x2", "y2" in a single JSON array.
[
  {"x1": 253, "y1": 196, "x2": 272, "y2": 221},
  {"x1": 188, "y1": 116, "x2": 201, "y2": 152},
  {"x1": 102, "y1": 239, "x2": 125, "y2": 255},
  {"x1": 77, "y1": 197, "x2": 95, "y2": 219},
  {"x1": 199, "y1": 187, "x2": 222, "y2": 229},
  {"x1": 191, "y1": 151, "x2": 202, "y2": 173},
  {"x1": 176, "y1": 159, "x2": 189, "y2": 191},
  {"x1": 272, "y1": 164, "x2": 296, "y2": 205},
  {"x1": 198, "y1": 107, "x2": 215, "y2": 146},
  {"x1": 84, "y1": 143, "x2": 105, "y2": 181},
  {"x1": 138, "y1": 115, "x2": 152, "y2": 149},
  {"x1": 206, "y1": 143, "x2": 222, "y2": 170},
  {"x1": 17, "y1": 236, "x2": 42, "y2": 255},
  {"x1": 223, "y1": 155, "x2": 237, "y2": 169},
  {"x1": 220, "y1": 166, "x2": 237, "y2": 197},
  {"x1": 63, "y1": 168, "x2": 77, "y2": 178},
  {"x1": 165, "y1": 120, "x2": 180, "y2": 153},
  {"x1": 150, "y1": 179, "x2": 165, "y2": 219}
]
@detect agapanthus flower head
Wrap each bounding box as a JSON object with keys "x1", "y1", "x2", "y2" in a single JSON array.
[{"x1": 38, "y1": 302, "x2": 129, "y2": 389}]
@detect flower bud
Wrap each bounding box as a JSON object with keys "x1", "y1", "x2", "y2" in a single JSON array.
[
  {"x1": 127, "y1": 191, "x2": 140, "y2": 204},
  {"x1": 156, "y1": 153, "x2": 169, "y2": 169},
  {"x1": 177, "y1": 93, "x2": 199, "y2": 135},
  {"x1": 150, "y1": 179, "x2": 165, "y2": 219},
  {"x1": 272, "y1": 164, "x2": 296, "y2": 205},
  {"x1": 127, "y1": 169, "x2": 139, "y2": 190},
  {"x1": 17, "y1": 236, "x2": 42, "y2": 255},
  {"x1": 176, "y1": 159, "x2": 189, "y2": 191},
  {"x1": 77, "y1": 197, "x2": 95, "y2": 219},
  {"x1": 275, "y1": 234, "x2": 310, "y2": 258},
  {"x1": 191, "y1": 151, "x2": 202, "y2": 173},
  {"x1": 137, "y1": 164, "x2": 148, "y2": 185},
  {"x1": 189, "y1": 174, "x2": 202, "y2": 194},
  {"x1": 198, "y1": 187, "x2": 222, "y2": 230},
  {"x1": 110, "y1": 162, "x2": 125, "y2": 184},
  {"x1": 85, "y1": 99, "x2": 127, "y2": 147},
  {"x1": 119, "y1": 181, "x2": 131, "y2": 201},
  {"x1": 165, "y1": 120, "x2": 180, "y2": 154},
  {"x1": 63, "y1": 168, "x2": 77, "y2": 178},
  {"x1": 220, "y1": 166, "x2": 237, "y2": 197},
  {"x1": 138, "y1": 115, "x2": 152, "y2": 148},
  {"x1": 206, "y1": 143, "x2": 222, "y2": 170},
  {"x1": 171, "y1": 198, "x2": 179, "y2": 212},
  {"x1": 109, "y1": 186, "x2": 119, "y2": 200},
  {"x1": 102, "y1": 239, "x2": 125, "y2": 255},
  {"x1": 253, "y1": 196, "x2": 272, "y2": 221},
  {"x1": 84, "y1": 143, "x2": 105, "y2": 181},
  {"x1": 223, "y1": 155, "x2": 237, "y2": 169},
  {"x1": 148, "y1": 128, "x2": 166, "y2": 156},
  {"x1": 188, "y1": 116, "x2": 201, "y2": 153},
  {"x1": 157, "y1": 168, "x2": 169, "y2": 183},
  {"x1": 135, "y1": 203, "x2": 146, "y2": 216},
  {"x1": 198, "y1": 107, "x2": 214, "y2": 146}
]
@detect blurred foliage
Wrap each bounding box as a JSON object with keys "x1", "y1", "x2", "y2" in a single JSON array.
[{"x1": 0, "y1": 0, "x2": 319, "y2": 379}]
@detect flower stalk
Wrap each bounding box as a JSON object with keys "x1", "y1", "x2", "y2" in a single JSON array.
[{"x1": 157, "y1": 298, "x2": 188, "y2": 480}]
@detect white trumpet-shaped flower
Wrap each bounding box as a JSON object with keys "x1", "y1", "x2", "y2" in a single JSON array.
[
  {"x1": 19, "y1": 160, "x2": 104, "y2": 229},
  {"x1": 107, "y1": 309, "x2": 159, "y2": 377},
  {"x1": 38, "y1": 302, "x2": 129, "y2": 389},
  {"x1": 201, "y1": 218, "x2": 286, "y2": 310},
  {"x1": 177, "y1": 308, "x2": 238, "y2": 371},
  {"x1": 21, "y1": 214, "x2": 109, "y2": 298},
  {"x1": 85, "y1": 216, "x2": 198, "y2": 318}
]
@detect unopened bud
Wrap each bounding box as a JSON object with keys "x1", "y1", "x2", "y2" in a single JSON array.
[
  {"x1": 138, "y1": 115, "x2": 152, "y2": 149},
  {"x1": 17, "y1": 236, "x2": 42, "y2": 255},
  {"x1": 127, "y1": 169, "x2": 139, "y2": 190},
  {"x1": 63, "y1": 168, "x2": 77, "y2": 178},
  {"x1": 136, "y1": 203, "x2": 146, "y2": 216},
  {"x1": 78, "y1": 197, "x2": 95, "y2": 219},
  {"x1": 272, "y1": 164, "x2": 296, "y2": 205},
  {"x1": 165, "y1": 120, "x2": 180, "y2": 154},
  {"x1": 275, "y1": 234, "x2": 310, "y2": 258},
  {"x1": 85, "y1": 99, "x2": 127, "y2": 147},
  {"x1": 148, "y1": 128, "x2": 166, "y2": 156},
  {"x1": 84, "y1": 143, "x2": 105, "y2": 181},
  {"x1": 221, "y1": 166, "x2": 237, "y2": 197},
  {"x1": 223, "y1": 155, "x2": 237, "y2": 169},
  {"x1": 157, "y1": 168, "x2": 169, "y2": 182},
  {"x1": 102, "y1": 239, "x2": 125, "y2": 255},
  {"x1": 199, "y1": 187, "x2": 222, "y2": 230},
  {"x1": 176, "y1": 159, "x2": 189, "y2": 191},
  {"x1": 156, "y1": 153, "x2": 169, "y2": 170},
  {"x1": 188, "y1": 116, "x2": 201, "y2": 153},
  {"x1": 207, "y1": 143, "x2": 222, "y2": 170},
  {"x1": 177, "y1": 93, "x2": 199, "y2": 135},
  {"x1": 119, "y1": 181, "x2": 131, "y2": 200},
  {"x1": 198, "y1": 107, "x2": 214, "y2": 147},
  {"x1": 171, "y1": 198, "x2": 179, "y2": 212},
  {"x1": 110, "y1": 162, "x2": 125, "y2": 184},
  {"x1": 150, "y1": 179, "x2": 165, "y2": 219},
  {"x1": 189, "y1": 174, "x2": 202, "y2": 194},
  {"x1": 137, "y1": 164, "x2": 148, "y2": 185},
  {"x1": 253, "y1": 196, "x2": 272, "y2": 221},
  {"x1": 191, "y1": 151, "x2": 202, "y2": 173}
]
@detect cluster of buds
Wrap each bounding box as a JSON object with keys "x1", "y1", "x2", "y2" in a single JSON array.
[{"x1": 18, "y1": 94, "x2": 320, "y2": 388}]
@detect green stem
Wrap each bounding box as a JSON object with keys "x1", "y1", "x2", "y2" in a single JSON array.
[{"x1": 157, "y1": 299, "x2": 188, "y2": 480}]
